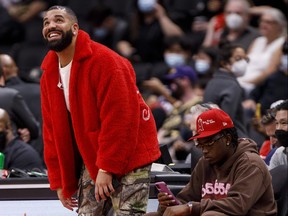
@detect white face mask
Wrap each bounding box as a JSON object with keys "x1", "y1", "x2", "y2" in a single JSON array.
[
  {"x1": 195, "y1": 60, "x2": 210, "y2": 74},
  {"x1": 164, "y1": 53, "x2": 186, "y2": 67},
  {"x1": 231, "y1": 59, "x2": 248, "y2": 77},
  {"x1": 225, "y1": 13, "x2": 244, "y2": 30},
  {"x1": 138, "y1": 0, "x2": 156, "y2": 13},
  {"x1": 280, "y1": 55, "x2": 288, "y2": 72}
]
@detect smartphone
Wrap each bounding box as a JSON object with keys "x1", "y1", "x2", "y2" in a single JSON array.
[{"x1": 155, "y1": 181, "x2": 180, "y2": 205}]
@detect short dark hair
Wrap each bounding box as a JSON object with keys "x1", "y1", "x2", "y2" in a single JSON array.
[
  {"x1": 198, "y1": 46, "x2": 218, "y2": 67},
  {"x1": 276, "y1": 100, "x2": 288, "y2": 111},
  {"x1": 261, "y1": 111, "x2": 276, "y2": 126},
  {"x1": 222, "y1": 127, "x2": 238, "y2": 148},
  {"x1": 47, "y1": 5, "x2": 78, "y2": 23},
  {"x1": 217, "y1": 44, "x2": 242, "y2": 67},
  {"x1": 164, "y1": 36, "x2": 192, "y2": 52}
]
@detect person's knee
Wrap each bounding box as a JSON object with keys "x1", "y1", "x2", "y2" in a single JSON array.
[{"x1": 202, "y1": 211, "x2": 228, "y2": 216}]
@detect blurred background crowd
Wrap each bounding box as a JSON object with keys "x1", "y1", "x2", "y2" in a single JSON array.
[{"x1": 0, "y1": 0, "x2": 287, "y2": 168}]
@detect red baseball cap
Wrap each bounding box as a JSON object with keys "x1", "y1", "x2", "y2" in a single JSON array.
[{"x1": 189, "y1": 109, "x2": 234, "y2": 140}]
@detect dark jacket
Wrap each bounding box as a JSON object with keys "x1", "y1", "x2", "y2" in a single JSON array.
[
  {"x1": 249, "y1": 69, "x2": 288, "y2": 115},
  {"x1": 4, "y1": 137, "x2": 43, "y2": 170},
  {"x1": 0, "y1": 86, "x2": 39, "y2": 139},
  {"x1": 5, "y1": 77, "x2": 43, "y2": 158},
  {"x1": 204, "y1": 70, "x2": 247, "y2": 138}
]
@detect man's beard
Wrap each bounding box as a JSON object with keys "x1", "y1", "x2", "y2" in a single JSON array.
[{"x1": 45, "y1": 29, "x2": 73, "y2": 52}]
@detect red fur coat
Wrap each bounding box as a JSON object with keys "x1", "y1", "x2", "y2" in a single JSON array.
[{"x1": 40, "y1": 30, "x2": 160, "y2": 198}]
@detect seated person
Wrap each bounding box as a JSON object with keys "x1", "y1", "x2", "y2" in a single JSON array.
[
  {"x1": 146, "y1": 108, "x2": 277, "y2": 216},
  {"x1": 259, "y1": 109, "x2": 281, "y2": 165},
  {"x1": 268, "y1": 99, "x2": 288, "y2": 171},
  {"x1": 86, "y1": 3, "x2": 128, "y2": 51},
  {"x1": 0, "y1": 108, "x2": 43, "y2": 171},
  {"x1": 242, "y1": 39, "x2": 288, "y2": 116}
]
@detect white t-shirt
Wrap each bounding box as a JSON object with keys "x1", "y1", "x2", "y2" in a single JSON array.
[
  {"x1": 237, "y1": 36, "x2": 285, "y2": 94},
  {"x1": 268, "y1": 146, "x2": 288, "y2": 170},
  {"x1": 59, "y1": 61, "x2": 72, "y2": 111}
]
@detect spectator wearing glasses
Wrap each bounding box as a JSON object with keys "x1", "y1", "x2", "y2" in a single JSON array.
[
  {"x1": 238, "y1": 7, "x2": 287, "y2": 96},
  {"x1": 147, "y1": 108, "x2": 277, "y2": 216}
]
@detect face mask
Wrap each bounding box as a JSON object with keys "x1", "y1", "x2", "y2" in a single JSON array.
[
  {"x1": 231, "y1": 59, "x2": 248, "y2": 77},
  {"x1": 280, "y1": 55, "x2": 288, "y2": 72},
  {"x1": 93, "y1": 27, "x2": 109, "y2": 39},
  {"x1": 164, "y1": 53, "x2": 186, "y2": 67},
  {"x1": 225, "y1": 13, "x2": 244, "y2": 30},
  {"x1": 0, "y1": 131, "x2": 6, "y2": 152},
  {"x1": 275, "y1": 129, "x2": 288, "y2": 147},
  {"x1": 195, "y1": 60, "x2": 210, "y2": 74},
  {"x1": 138, "y1": 0, "x2": 156, "y2": 13}
]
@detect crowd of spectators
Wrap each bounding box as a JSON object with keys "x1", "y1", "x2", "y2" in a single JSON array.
[{"x1": 0, "y1": 0, "x2": 287, "y2": 214}]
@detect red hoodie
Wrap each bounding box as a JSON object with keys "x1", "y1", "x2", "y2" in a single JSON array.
[{"x1": 40, "y1": 30, "x2": 160, "y2": 198}]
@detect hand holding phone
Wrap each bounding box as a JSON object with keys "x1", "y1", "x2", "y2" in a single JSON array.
[{"x1": 155, "y1": 181, "x2": 180, "y2": 205}]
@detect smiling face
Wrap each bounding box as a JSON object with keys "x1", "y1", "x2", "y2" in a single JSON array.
[{"x1": 42, "y1": 8, "x2": 79, "y2": 52}]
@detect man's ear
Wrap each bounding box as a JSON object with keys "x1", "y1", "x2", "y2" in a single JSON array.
[
  {"x1": 72, "y1": 23, "x2": 79, "y2": 35},
  {"x1": 226, "y1": 133, "x2": 232, "y2": 145}
]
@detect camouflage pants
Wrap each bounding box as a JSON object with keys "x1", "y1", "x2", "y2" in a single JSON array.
[{"x1": 77, "y1": 165, "x2": 151, "y2": 216}]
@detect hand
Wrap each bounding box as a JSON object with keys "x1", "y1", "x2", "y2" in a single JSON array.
[
  {"x1": 158, "y1": 192, "x2": 178, "y2": 213},
  {"x1": 117, "y1": 41, "x2": 135, "y2": 58},
  {"x1": 163, "y1": 204, "x2": 190, "y2": 216},
  {"x1": 57, "y1": 188, "x2": 78, "y2": 211},
  {"x1": 242, "y1": 99, "x2": 256, "y2": 111},
  {"x1": 142, "y1": 78, "x2": 167, "y2": 95},
  {"x1": 18, "y1": 128, "x2": 30, "y2": 143},
  {"x1": 95, "y1": 170, "x2": 114, "y2": 202},
  {"x1": 154, "y1": 3, "x2": 166, "y2": 19}
]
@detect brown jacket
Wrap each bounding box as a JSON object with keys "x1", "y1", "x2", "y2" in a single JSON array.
[{"x1": 177, "y1": 138, "x2": 277, "y2": 215}]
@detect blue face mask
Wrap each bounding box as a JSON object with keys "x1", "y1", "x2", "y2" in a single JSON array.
[
  {"x1": 93, "y1": 27, "x2": 109, "y2": 39},
  {"x1": 164, "y1": 53, "x2": 186, "y2": 67},
  {"x1": 138, "y1": 0, "x2": 156, "y2": 13},
  {"x1": 195, "y1": 60, "x2": 210, "y2": 74}
]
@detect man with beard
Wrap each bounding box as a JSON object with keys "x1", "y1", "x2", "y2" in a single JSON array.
[
  {"x1": 142, "y1": 65, "x2": 203, "y2": 161},
  {"x1": 269, "y1": 100, "x2": 288, "y2": 170},
  {"x1": 40, "y1": 5, "x2": 160, "y2": 215}
]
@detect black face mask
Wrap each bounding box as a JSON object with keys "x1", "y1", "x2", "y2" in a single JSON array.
[
  {"x1": 0, "y1": 131, "x2": 6, "y2": 152},
  {"x1": 275, "y1": 130, "x2": 288, "y2": 147}
]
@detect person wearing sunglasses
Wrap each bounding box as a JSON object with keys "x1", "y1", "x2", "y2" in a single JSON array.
[{"x1": 147, "y1": 108, "x2": 276, "y2": 216}]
